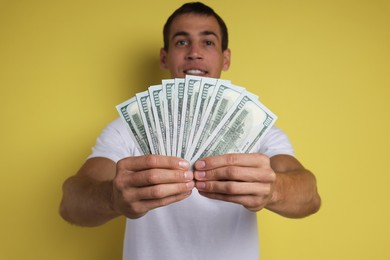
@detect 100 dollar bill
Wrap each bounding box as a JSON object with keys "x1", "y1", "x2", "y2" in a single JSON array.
[
  {"x1": 162, "y1": 79, "x2": 175, "y2": 156},
  {"x1": 186, "y1": 81, "x2": 245, "y2": 160},
  {"x1": 149, "y1": 85, "x2": 167, "y2": 155},
  {"x1": 116, "y1": 97, "x2": 151, "y2": 155},
  {"x1": 177, "y1": 75, "x2": 202, "y2": 159},
  {"x1": 184, "y1": 77, "x2": 219, "y2": 160},
  {"x1": 116, "y1": 76, "x2": 277, "y2": 162},
  {"x1": 190, "y1": 91, "x2": 277, "y2": 164},
  {"x1": 172, "y1": 78, "x2": 185, "y2": 157},
  {"x1": 136, "y1": 91, "x2": 161, "y2": 155}
]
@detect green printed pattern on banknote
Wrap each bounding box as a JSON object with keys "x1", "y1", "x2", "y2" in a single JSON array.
[
  {"x1": 162, "y1": 79, "x2": 175, "y2": 156},
  {"x1": 173, "y1": 79, "x2": 185, "y2": 157},
  {"x1": 178, "y1": 76, "x2": 202, "y2": 159},
  {"x1": 186, "y1": 81, "x2": 245, "y2": 160},
  {"x1": 116, "y1": 75, "x2": 277, "y2": 164},
  {"x1": 149, "y1": 85, "x2": 167, "y2": 155},
  {"x1": 116, "y1": 97, "x2": 150, "y2": 155},
  {"x1": 190, "y1": 92, "x2": 277, "y2": 164},
  {"x1": 185, "y1": 77, "x2": 218, "y2": 160},
  {"x1": 136, "y1": 91, "x2": 160, "y2": 155}
]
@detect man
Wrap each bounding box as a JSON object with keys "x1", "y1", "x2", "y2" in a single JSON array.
[{"x1": 60, "y1": 2, "x2": 321, "y2": 259}]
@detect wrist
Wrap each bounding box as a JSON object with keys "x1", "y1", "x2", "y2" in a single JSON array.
[
  {"x1": 265, "y1": 172, "x2": 283, "y2": 209},
  {"x1": 102, "y1": 180, "x2": 122, "y2": 217}
]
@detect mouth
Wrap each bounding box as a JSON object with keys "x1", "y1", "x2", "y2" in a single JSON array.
[{"x1": 184, "y1": 69, "x2": 208, "y2": 76}]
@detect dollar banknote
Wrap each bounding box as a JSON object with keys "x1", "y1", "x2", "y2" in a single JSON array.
[
  {"x1": 149, "y1": 84, "x2": 167, "y2": 155},
  {"x1": 116, "y1": 97, "x2": 151, "y2": 155},
  {"x1": 136, "y1": 91, "x2": 161, "y2": 155},
  {"x1": 186, "y1": 81, "x2": 245, "y2": 160},
  {"x1": 162, "y1": 79, "x2": 175, "y2": 156},
  {"x1": 184, "y1": 77, "x2": 218, "y2": 160},
  {"x1": 190, "y1": 91, "x2": 277, "y2": 164},
  {"x1": 177, "y1": 75, "x2": 202, "y2": 159},
  {"x1": 116, "y1": 75, "x2": 277, "y2": 163},
  {"x1": 172, "y1": 78, "x2": 185, "y2": 157}
]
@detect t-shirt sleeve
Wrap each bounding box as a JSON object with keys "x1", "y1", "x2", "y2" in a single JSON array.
[
  {"x1": 87, "y1": 118, "x2": 138, "y2": 163},
  {"x1": 257, "y1": 125, "x2": 295, "y2": 158}
]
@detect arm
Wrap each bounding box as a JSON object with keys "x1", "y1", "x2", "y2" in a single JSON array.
[
  {"x1": 60, "y1": 157, "x2": 120, "y2": 227},
  {"x1": 193, "y1": 153, "x2": 321, "y2": 218},
  {"x1": 60, "y1": 155, "x2": 194, "y2": 227},
  {"x1": 266, "y1": 154, "x2": 321, "y2": 218}
]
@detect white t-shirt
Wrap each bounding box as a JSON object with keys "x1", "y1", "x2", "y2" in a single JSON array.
[{"x1": 89, "y1": 118, "x2": 294, "y2": 260}]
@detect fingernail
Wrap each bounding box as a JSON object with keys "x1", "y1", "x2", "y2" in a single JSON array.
[
  {"x1": 196, "y1": 171, "x2": 206, "y2": 179},
  {"x1": 179, "y1": 160, "x2": 190, "y2": 169},
  {"x1": 186, "y1": 181, "x2": 195, "y2": 189},
  {"x1": 195, "y1": 160, "x2": 206, "y2": 169},
  {"x1": 184, "y1": 171, "x2": 193, "y2": 180},
  {"x1": 196, "y1": 182, "x2": 206, "y2": 190}
]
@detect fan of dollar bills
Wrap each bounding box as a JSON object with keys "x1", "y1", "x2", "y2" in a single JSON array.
[{"x1": 116, "y1": 75, "x2": 277, "y2": 165}]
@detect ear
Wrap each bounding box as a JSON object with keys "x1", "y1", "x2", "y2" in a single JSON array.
[
  {"x1": 222, "y1": 48, "x2": 231, "y2": 71},
  {"x1": 160, "y1": 48, "x2": 168, "y2": 70}
]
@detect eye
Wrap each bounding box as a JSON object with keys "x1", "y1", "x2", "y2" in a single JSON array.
[
  {"x1": 204, "y1": 40, "x2": 215, "y2": 46},
  {"x1": 176, "y1": 40, "x2": 188, "y2": 46}
]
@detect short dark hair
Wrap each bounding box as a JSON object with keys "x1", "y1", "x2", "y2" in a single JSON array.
[{"x1": 163, "y1": 2, "x2": 229, "y2": 51}]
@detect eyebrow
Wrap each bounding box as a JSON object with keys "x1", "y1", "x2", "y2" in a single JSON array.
[{"x1": 171, "y1": 30, "x2": 220, "y2": 40}]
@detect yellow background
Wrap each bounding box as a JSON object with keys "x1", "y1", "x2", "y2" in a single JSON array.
[{"x1": 1, "y1": 0, "x2": 389, "y2": 259}]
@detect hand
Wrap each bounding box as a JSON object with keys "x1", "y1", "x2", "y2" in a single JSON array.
[
  {"x1": 111, "y1": 155, "x2": 194, "y2": 219},
  {"x1": 194, "y1": 153, "x2": 276, "y2": 212}
]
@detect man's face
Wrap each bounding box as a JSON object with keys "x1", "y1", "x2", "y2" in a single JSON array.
[{"x1": 160, "y1": 13, "x2": 231, "y2": 78}]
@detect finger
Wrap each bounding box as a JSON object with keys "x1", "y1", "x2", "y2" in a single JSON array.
[
  {"x1": 195, "y1": 166, "x2": 275, "y2": 182},
  {"x1": 118, "y1": 155, "x2": 190, "y2": 172},
  {"x1": 195, "y1": 153, "x2": 270, "y2": 171},
  {"x1": 131, "y1": 191, "x2": 193, "y2": 215},
  {"x1": 196, "y1": 181, "x2": 270, "y2": 196},
  {"x1": 128, "y1": 169, "x2": 194, "y2": 187},
  {"x1": 136, "y1": 181, "x2": 195, "y2": 200},
  {"x1": 198, "y1": 192, "x2": 266, "y2": 211}
]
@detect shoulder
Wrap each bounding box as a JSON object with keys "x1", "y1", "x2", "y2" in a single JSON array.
[
  {"x1": 104, "y1": 117, "x2": 127, "y2": 133},
  {"x1": 98, "y1": 117, "x2": 135, "y2": 142},
  {"x1": 258, "y1": 125, "x2": 295, "y2": 157},
  {"x1": 88, "y1": 118, "x2": 139, "y2": 162}
]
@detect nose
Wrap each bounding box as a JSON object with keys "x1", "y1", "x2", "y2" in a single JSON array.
[{"x1": 186, "y1": 44, "x2": 203, "y2": 60}]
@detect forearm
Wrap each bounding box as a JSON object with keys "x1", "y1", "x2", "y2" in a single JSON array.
[
  {"x1": 266, "y1": 168, "x2": 321, "y2": 218},
  {"x1": 60, "y1": 174, "x2": 120, "y2": 227}
]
